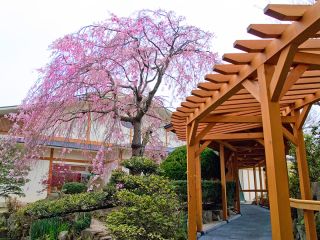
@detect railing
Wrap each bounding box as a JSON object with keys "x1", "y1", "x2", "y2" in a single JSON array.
[{"x1": 289, "y1": 198, "x2": 320, "y2": 211}]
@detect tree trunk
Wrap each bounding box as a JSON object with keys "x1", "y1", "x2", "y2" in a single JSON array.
[{"x1": 131, "y1": 120, "x2": 144, "y2": 157}]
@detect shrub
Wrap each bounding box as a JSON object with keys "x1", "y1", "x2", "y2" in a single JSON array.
[
  {"x1": 161, "y1": 146, "x2": 220, "y2": 180},
  {"x1": 172, "y1": 180, "x2": 235, "y2": 206},
  {"x1": 106, "y1": 174, "x2": 185, "y2": 240},
  {"x1": 19, "y1": 190, "x2": 114, "y2": 219},
  {"x1": 121, "y1": 157, "x2": 159, "y2": 175},
  {"x1": 29, "y1": 217, "x2": 69, "y2": 240},
  {"x1": 62, "y1": 182, "x2": 87, "y2": 194},
  {"x1": 73, "y1": 212, "x2": 91, "y2": 234}
]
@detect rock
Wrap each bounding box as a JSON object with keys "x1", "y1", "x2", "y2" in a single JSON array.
[
  {"x1": 212, "y1": 212, "x2": 220, "y2": 221},
  {"x1": 202, "y1": 210, "x2": 212, "y2": 223},
  {"x1": 58, "y1": 230, "x2": 69, "y2": 240}
]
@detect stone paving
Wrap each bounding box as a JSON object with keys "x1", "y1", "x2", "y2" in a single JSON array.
[{"x1": 199, "y1": 204, "x2": 271, "y2": 240}]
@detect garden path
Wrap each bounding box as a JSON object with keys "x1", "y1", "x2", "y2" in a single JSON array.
[{"x1": 199, "y1": 204, "x2": 271, "y2": 240}]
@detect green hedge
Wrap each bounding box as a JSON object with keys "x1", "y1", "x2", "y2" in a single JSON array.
[
  {"x1": 172, "y1": 180, "x2": 235, "y2": 206},
  {"x1": 19, "y1": 190, "x2": 114, "y2": 219},
  {"x1": 62, "y1": 182, "x2": 87, "y2": 194},
  {"x1": 161, "y1": 146, "x2": 220, "y2": 180}
]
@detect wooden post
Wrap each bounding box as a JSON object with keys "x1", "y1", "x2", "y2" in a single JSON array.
[
  {"x1": 187, "y1": 125, "x2": 197, "y2": 240},
  {"x1": 258, "y1": 64, "x2": 293, "y2": 240},
  {"x1": 195, "y1": 145, "x2": 203, "y2": 232},
  {"x1": 247, "y1": 169, "x2": 251, "y2": 200},
  {"x1": 253, "y1": 166, "x2": 258, "y2": 204},
  {"x1": 220, "y1": 144, "x2": 228, "y2": 220},
  {"x1": 234, "y1": 153, "x2": 241, "y2": 213},
  {"x1": 293, "y1": 124, "x2": 317, "y2": 240},
  {"x1": 258, "y1": 165, "x2": 263, "y2": 200},
  {"x1": 47, "y1": 148, "x2": 54, "y2": 194}
]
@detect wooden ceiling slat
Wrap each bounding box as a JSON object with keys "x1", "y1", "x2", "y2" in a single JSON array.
[
  {"x1": 205, "y1": 74, "x2": 232, "y2": 83},
  {"x1": 181, "y1": 102, "x2": 200, "y2": 109},
  {"x1": 234, "y1": 40, "x2": 272, "y2": 53},
  {"x1": 223, "y1": 53, "x2": 257, "y2": 65},
  {"x1": 198, "y1": 82, "x2": 222, "y2": 91},
  {"x1": 191, "y1": 89, "x2": 214, "y2": 98},
  {"x1": 247, "y1": 24, "x2": 289, "y2": 38},
  {"x1": 213, "y1": 64, "x2": 243, "y2": 74},
  {"x1": 186, "y1": 96, "x2": 207, "y2": 103},
  {"x1": 264, "y1": 4, "x2": 309, "y2": 21}
]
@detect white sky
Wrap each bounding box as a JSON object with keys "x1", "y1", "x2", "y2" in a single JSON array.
[{"x1": 0, "y1": 0, "x2": 306, "y2": 107}]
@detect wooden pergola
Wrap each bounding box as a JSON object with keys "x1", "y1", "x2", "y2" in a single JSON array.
[{"x1": 170, "y1": 2, "x2": 320, "y2": 240}]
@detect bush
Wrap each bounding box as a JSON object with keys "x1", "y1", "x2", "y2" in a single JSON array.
[
  {"x1": 161, "y1": 146, "x2": 220, "y2": 180},
  {"x1": 29, "y1": 217, "x2": 69, "y2": 240},
  {"x1": 106, "y1": 174, "x2": 185, "y2": 240},
  {"x1": 73, "y1": 212, "x2": 91, "y2": 234},
  {"x1": 121, "y1": 157, "x2": 159, "y2": 175},
  {"x1": 18, "y1": 190, "x2": 114, "y2": 219},
  {"x1": 172, "y1": 180, "x2": 235, "y2": 206},
  {"x1": 62, "y1": 182, "x2": 87, "y2": 194}
]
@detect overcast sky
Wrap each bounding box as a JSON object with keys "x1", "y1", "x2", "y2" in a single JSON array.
[{"x1": 0, "y1": 0, "x2": 306, "y2": 107}]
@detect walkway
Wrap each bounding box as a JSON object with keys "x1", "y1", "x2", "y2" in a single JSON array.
[{"x1": 200, "y1": 204, "x2": 271, "y2": 240}]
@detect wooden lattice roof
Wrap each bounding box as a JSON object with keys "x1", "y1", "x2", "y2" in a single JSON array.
[{"x1": 170, "y1": 3, "x2": 320, "y2": 168}]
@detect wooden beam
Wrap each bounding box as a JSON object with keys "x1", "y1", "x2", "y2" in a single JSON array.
[
  {"x1": 253, "y1": 166, "x2": 258, "y2": 204},
  {"x1": 293, "y1": 89, "x2": 320, "y2": 110},
  {"x1": 205, "y1": 74, "x2": 231, "y2": 83},
  {"x1": 187, "y1": 1, "x2": 320, "y2": 125},
  {"x1": 234, "y1": 153, "x2": 241, "y2": 213},
  {"x1": 270, "y1": 44, "x2": 298, "y2": 102},
  {"x1": 290, "y1": 198, "x2": 320, "y2": 211},
  {"x1": 195, "y1": 144, "x2": 203, "y2": 232},
  {"x1": 264, "y1": 4, "x2": 309, "y2": 21},
  {"x1": 282, "y1": 126, "x2": 297, "y2": 146},
  {"x1": 296, "y1": 104, "x2": 312, "y2": 129},
  {"x1": 220, "y1": 144, "x2": 228, "y2": 221},
  {"x1": 215, "y1": 140, "x2": 237, "y2": 152},
  {"x1": 278, "y1": 64, "x2": 309, "y2": 100},
  {"x1": 241, "y1": 80, "x2": 261, "y2": 102},
  {"x1": 188, "y1": 121, "x2": 198, "y2": 145},
  {"x1": 195, "y1": 141, "x2": 211, "y2": 156},
  {"x1": 258, "y1": 64, "x2": 293, "y2": 240},
  {"x1": 203, "y1": 132, "x2": 264, "y2": 141},
  {"x1": 195, "y1": 123, "x2": 215, "y2": 143},
  {"x1": 293, "y1": 124, "x2": 317, "y2": 240},
  {"x1": 187, "y1": 126, "x2": 197, "y2": 240},
  {"x1": 259, "y1": 166, "x2": 264, "y2": 199},
  {"x1": 248, "y1": 24, "x2": 288, "y2": 38},
  {"x1": 294, "y1": 52, "x2": 320, "y2": 66}
]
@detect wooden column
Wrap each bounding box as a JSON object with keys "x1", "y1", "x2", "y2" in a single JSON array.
[
  {"x1": 293, "y1": 124, "x2": 317, "y2": 240},
  {"x1": 220, "y1": 144, "x2": 228, "y2": 220},
  {"x1": 258, "y1": 64, "x2": 293, "y2": 240},
  {"x1": 195, "y1": 146, "x2": 203, "y2": 232},
  {"x1": 253, "y1": 166, "x2": 258, "y2": 204},
  {"x1": 234, "y1": 153, "x2": 241, "y2": 213},
  {"x1": 187, "y1": 125, "x2": 197, "y2": 240},
  {"x1": 247, "y1": 169, "x2": 251, "y2": 200},
  {"x1": 47, "y1": 148, "x2": 54, "y2": 194},
  {"x1": 258, "y1": 165, "x2": 263, "y2": 200}
]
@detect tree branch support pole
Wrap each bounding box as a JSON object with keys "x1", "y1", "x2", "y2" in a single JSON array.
[
  {"x1": 220, "y1": 144, "x2": 228, "y2": 220},
  {"x1": 258, "y1": 64, "x2": 293, "y2": 240},
  {"x1": 293, "y1": 110, "x2": 317, "y2": 240},
  {"x1": 187, "y1": 122, "x2": 203, "y2": 240},
  {"x1": 47, "y1": 148, "x2": 54, "y2": 195}
]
